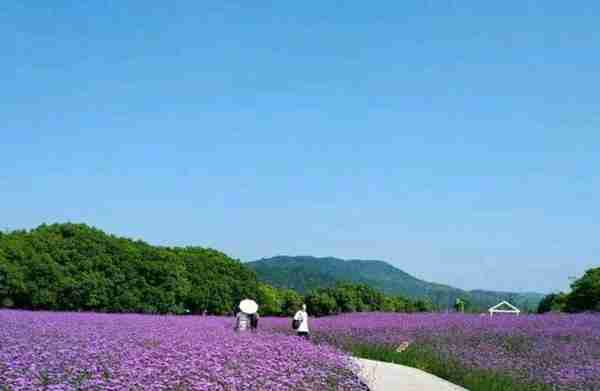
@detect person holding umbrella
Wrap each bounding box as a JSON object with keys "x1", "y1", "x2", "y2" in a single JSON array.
[{"x1": 235, "y1": 299, "x2": 258, "y2": 332}]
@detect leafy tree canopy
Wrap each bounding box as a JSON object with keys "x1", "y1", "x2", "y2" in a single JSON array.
[
  {"x1": 304, "y1": 282, "x2": 432, "y2": 316},
  {"x1": 0, "y1": 223, "x2": 259, "y2": 315},
  {"x1": 565, "y1": 267, "x2": 600, "y2": 313}
]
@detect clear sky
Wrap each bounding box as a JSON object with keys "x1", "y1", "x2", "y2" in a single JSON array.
[{"x1": 2, "y1": 1, "x2": 599, "y2": 294}]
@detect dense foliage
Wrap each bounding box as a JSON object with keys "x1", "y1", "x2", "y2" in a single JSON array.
[
  {"x1": 537, "y1": 267, "x2": 600, "y2": 314},
  {"x1": 255, "y1": 281, "x2": 429, "y2": 317},
  {"x1": 255, "y1": 283, "x2": 303, "y2": 316},
  {"x1": 0, "y1": 224, "x2": 259, "y2": 315},
  {"x1": 305, "y1": 282, "x2": 432, "y2": 316},
  {"x1": 537, "y1": 292, "x2": 568, "y2": 313},
  {"x1": 565, "y1": 267, "x2": 600, "y2": 312},
  {"x1": 249, "y1": 256, "x2": 544, "y2": 311},
  {"x1": 0, "y1": 310, "x2": 367, "y2": 390},
  {"x1": 0, "y1": 224, "x2": 429, "y2": 318}
]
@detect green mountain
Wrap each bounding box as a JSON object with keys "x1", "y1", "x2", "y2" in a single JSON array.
[{"x1": 248, "y1": 256, "x2": 544, "y2": 311}]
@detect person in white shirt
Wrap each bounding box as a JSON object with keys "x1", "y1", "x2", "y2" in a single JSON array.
[{"x1": 293, "y1": 304, "x2": 309, "y2": 339}]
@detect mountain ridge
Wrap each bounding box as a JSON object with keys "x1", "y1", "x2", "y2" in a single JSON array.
[{"x1": 247, "y1": 255, "x2": 545, "y2": 311}]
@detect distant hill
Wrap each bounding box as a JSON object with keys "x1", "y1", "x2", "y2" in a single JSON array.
[{"x1": 248, "y1": 256, "x2": 544, "y2": 311}]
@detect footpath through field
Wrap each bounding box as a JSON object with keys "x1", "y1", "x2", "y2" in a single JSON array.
[{"x1": 354, "y1": 358, "x2": 468, "y2": 391}]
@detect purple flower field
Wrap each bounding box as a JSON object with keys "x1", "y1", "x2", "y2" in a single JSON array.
[
  {"x1": 262, "y1": 312, "x2": 600, "y2": 390},
  {"x1": 2, "y1": 310, "x2": 599, "y2": 390},
  {"x1": 0, "y1": 310, "x2": 365, "y2": 391}
]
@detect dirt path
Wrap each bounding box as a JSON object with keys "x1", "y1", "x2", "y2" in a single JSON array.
[{"x1": 355, "y1": 358, "x2": 468, "y2": 391}]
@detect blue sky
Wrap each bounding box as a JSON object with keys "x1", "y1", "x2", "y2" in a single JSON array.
[{"x1": 2, "y1": 1, "x2": 599, "y2": 293}]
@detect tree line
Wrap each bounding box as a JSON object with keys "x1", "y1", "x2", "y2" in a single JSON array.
[
  {"x1": 0, "y1": 223, "x2": 430, "y2": 316},
  {"x1": 0, "y1": 223, "x2": 258, "y2": 314},
  {"x1": 537, "y1": 267, "x2": 600, "y2": 314},
  {"x1": 258, "y1": 281, "x2": 432, "y2": 317}
]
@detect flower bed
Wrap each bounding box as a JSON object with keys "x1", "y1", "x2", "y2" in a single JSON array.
[
  {"x1": 261, "y1": 312, "x2": 600, "y2": 391},
  {"x1": 0, "y1": 310, "x2": 366, "y2": 390}
]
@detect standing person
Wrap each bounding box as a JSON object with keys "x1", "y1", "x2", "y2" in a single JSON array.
[
  {"x1": 293, "y1": 304, "x2": 309, "y2": 339},
  {"x1": 249, "y1": 312, "x2": 259, "y2": 332},
  {"x1": 236, "y1": 299, "x2": 259, "y2": 332},
  {"x1": 235, "y1": 310, "x2": 250, "y2": 331}
]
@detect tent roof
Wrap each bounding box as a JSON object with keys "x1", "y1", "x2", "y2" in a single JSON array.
[{"x1": 488, "y1": 300, "x2": 520, "y2": 312}]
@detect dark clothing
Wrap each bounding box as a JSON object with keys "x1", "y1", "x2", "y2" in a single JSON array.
[
  {"x1": 249, "y1": 313, "x2": 259, "y2": 331},
  {"x1": 297, "y1": 331, "x2": 309, "y2": 339}
]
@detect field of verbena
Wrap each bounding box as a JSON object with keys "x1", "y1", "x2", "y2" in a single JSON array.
[
  {"x1": 262, "y1": 313, "x2": 600, "y2": 391},
  {"x1": 3, "y1": 311, "x2": 599, "y2": 391},
  {"x1": 0, "y1": 310, "x2": 366, "y2": 391}
]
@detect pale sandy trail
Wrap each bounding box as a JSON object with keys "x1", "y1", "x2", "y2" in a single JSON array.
[{"x1": 354, "y1": 358, "x2": 468, "y2": 391}]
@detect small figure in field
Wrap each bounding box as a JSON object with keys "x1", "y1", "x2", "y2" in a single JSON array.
[
  {"x1": 249, "y1": 312, "x2": 259, "y2": 332},
  {"x1": 235, "y1": 299, "x2": 259, "y2": 332},
  {"x1": 235, "y1": 310, "x2": 250, "y2": 332},
  {"x1": 454, "y1": 298, "x2": 465, "y2": 313},
  {"x1": 293, "y1": 304, "x2": 309, "y2": 339}
]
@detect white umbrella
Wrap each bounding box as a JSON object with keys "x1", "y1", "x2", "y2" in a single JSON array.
[{"x1": 239, "y1": 299, "x2": 258, "y2": 314}]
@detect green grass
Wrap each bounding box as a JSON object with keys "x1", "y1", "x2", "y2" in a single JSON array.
[{"x1": 351, "y1": 344, "x2": 552, "y2": 391}]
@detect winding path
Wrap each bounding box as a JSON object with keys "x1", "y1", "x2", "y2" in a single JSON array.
[{"x1": 354, "y1": 358, "x2": 468, "y2": 391}]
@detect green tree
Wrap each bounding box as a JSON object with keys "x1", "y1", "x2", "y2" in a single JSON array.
[
  {"x1": 537, "y1": 292, "x2": 567, "y2": 313},
  {"x1": 280, "y1": 289, "x2": 303, "y2": 316},
  {"x1": 0, "y1": 251, "x2": 26, "y2": 307},
  {"x1": 0, "y1": 223, "x2": 262, "y2": 315},
  {"x1": 565, "y1": 268, "x2": 600, "y2": 312},
  {"x1": 413, "y1": 298, "x2": 433, "y2": 312},
  {"x1": 387, "y1": 296, "x2": 410, "y2": 312},
  {"x1": 330, "y1": 283, "x2": 358, "y2": 313},
  {"x1": 453, "y1": 297, "x2": 472, "y2": 313},
  {"x1": 303, "y1": 283, "x2": 424, "y2": 316},
  {"x1": 257, "y1": 283, "x2": 282, "y2": 316},
  {"x1": 305, "y1": 290, "x2": 338, "y2": 316},
  {"x1": 454, "y1": 298, "x2": 465, "y2": 313}
]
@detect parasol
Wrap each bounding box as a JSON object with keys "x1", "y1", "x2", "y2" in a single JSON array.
[{"x1": 239, "y1": 299, "x2": 258, "y2": 314}]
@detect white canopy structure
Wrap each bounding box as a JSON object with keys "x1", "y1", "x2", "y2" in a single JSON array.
[{"x1": 488, "y1": 301, "x2": 520, "y2": 317}]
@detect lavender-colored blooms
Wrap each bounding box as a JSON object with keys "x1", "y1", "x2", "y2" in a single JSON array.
[
  {"x1": 261, "y1": 313, "x2": 600, "y2": 391},
  {"x1": 0, "y1": 310, "x2": 366, "y2": 391},
  {"x1": 3, "y1": 310, "x2": 599, "y2": 391}
]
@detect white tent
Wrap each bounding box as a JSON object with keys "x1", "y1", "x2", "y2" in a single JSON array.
[{"x1": 488, "y1": 301, "x2": 520, "y2": 317}]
